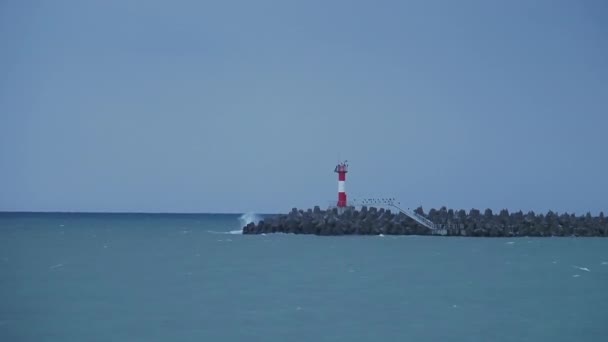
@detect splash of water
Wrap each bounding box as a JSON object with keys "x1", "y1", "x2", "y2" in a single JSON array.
[{"x1": 239, "y1": 212, "x2": 262, "y2": 226}]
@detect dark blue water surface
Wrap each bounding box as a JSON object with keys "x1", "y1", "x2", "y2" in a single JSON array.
[{"x1": 1, "y1": 213, "x2": 607, "y2": 341}]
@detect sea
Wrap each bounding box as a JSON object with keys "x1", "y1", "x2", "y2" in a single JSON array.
[{"x1": 1, "y1": 212, "x2": 607, "y2": 342}]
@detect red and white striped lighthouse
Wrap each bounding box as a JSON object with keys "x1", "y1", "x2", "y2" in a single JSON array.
[{"x1": 334, "y1": 161, "x2": 348, "y2": 207}]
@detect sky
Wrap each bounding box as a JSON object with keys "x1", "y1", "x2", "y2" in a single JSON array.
[{"x1": 1, "y1": 0, "x2": 607, "y2": 214}]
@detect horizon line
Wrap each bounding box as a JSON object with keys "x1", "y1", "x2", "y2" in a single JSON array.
[{"x1": 0, "y1": 210, "x2": 278, "y2": 215}]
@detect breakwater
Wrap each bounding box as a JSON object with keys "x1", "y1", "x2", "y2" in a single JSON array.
[{"x1": 242, "y1": 206, "x2": 608, "y2": 237}]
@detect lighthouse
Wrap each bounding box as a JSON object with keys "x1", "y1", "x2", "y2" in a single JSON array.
[{"x1": 334, "y1": 161, "x2": 348, "y2": 208}]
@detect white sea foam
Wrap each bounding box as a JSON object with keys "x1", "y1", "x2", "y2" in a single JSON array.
[
  {"x1": 379, "y1": 234, "x2": 385, "y2": 237},
  {"x1": 601, "y1": 261, "x2": 608, "y2": 265},
  {"x1": 207, "y1": 229, "x2": 243, "y2": 235},
  {"x1": 506, "y1": 241, "x2": 515, "y2": 245},
  {"x1": 572, "y1": 274, "x2": 580, "y2": 278},
  {"x1": 574, "y1": 266, "x2": 591, "y2": 272},
  {"x1": 49, "y1": 263, "x2": 63, "y2": 270}
]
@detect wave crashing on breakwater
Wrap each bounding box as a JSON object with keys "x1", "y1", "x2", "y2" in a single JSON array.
[
  {"x1": 206, "y1": 213, "x2": 262, "y2": 235},
  {"x1": 239, "y1": 212, "x2": 261, "y2": 226},
  {"x1": 232, "y1": 212, "x2": 262, "y2": 234}
]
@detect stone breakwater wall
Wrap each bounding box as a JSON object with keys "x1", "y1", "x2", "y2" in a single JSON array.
[
  {"x1": 243, "y1": 206, "x2": 433, "y2": 236},
  {"x1": 242, "y1": 206, "x2": 608, "y2": 237}
]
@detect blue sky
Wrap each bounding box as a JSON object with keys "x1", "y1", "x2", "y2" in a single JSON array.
[{"x1": 1, "y1": 0, "x2": 607, "y2": 214}]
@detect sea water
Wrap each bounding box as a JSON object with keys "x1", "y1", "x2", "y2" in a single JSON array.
[{"x1": 1, "y1": 213, "x2": 607, "y2": 341}]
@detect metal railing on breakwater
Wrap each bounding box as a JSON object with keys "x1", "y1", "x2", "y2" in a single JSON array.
[{"x1": 349, "y1": 198, "x2": 446, "y2": 235}]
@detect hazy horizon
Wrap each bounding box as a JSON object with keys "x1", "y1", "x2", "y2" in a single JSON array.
[
  {"x1": 0, "y1": 207, "x2": 605, "y2": 216},
  {"x1": 2, "y1": 0, "x2": 607, "y2": 215}
]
